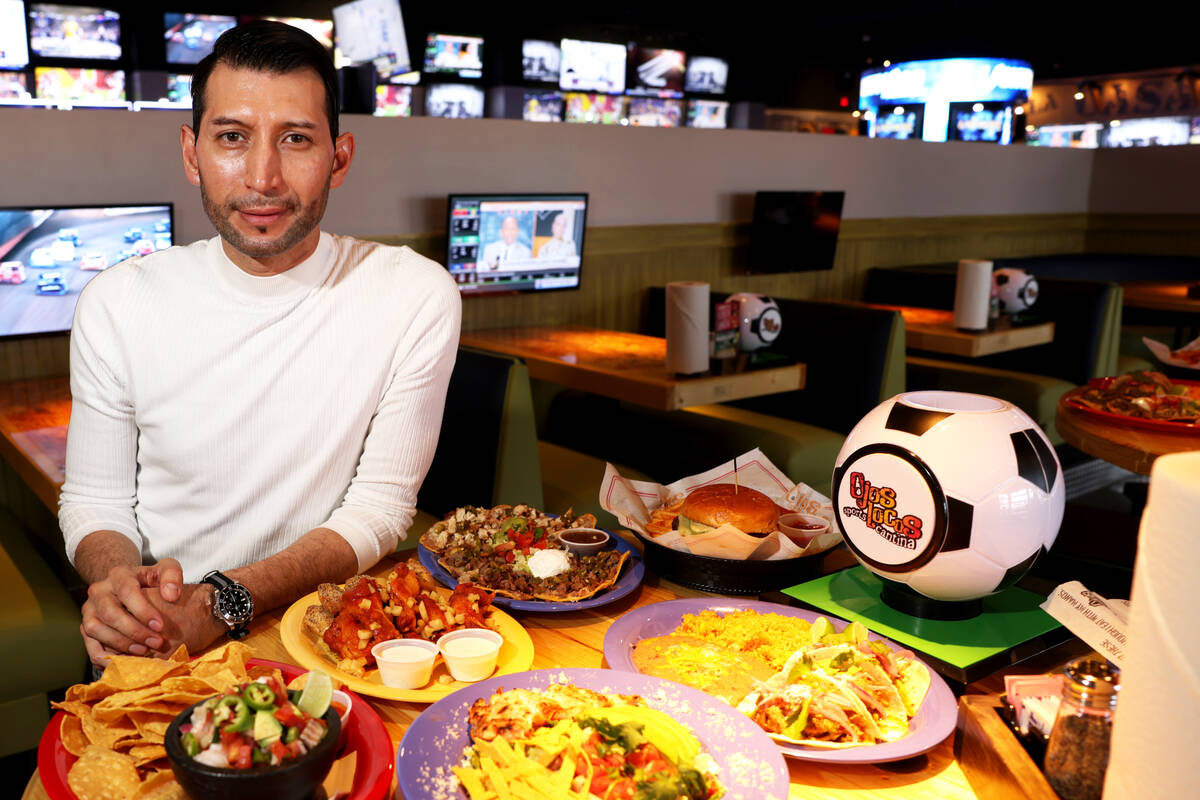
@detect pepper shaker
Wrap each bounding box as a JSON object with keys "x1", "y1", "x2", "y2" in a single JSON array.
[{"x1": 1043, "y1": 657, "x2": 1120, "y2": 800}]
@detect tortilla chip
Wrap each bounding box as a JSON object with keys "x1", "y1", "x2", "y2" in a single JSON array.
[
  {"x1": 80, "y1": 710, "x2": 137, "y2": 750},
  {"x1": 133, "y1": 771, "x2": 186, "y2": 799},
  {"x1": 60, "y1": 714, "x2": 90, "y2": 756},
  {"x1": 532, "y1": 550, "x2": 630, "y2": 602},
  {"x1": 128, "y1": 743, "x2": 167, "y2": 766},
  {"x1": 129, "y1": 711, "x2": 172, "y2": 742},
  {"x1": 97, "y1": 656, "x2": 189, "y2": 692},
  {"x1": 68, "y1": 745, "x2": 141, "y2": 800}
]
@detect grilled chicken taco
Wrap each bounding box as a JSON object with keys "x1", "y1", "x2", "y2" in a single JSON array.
[{"x1": 737, "y1": 671, "x2": 881, "y2": 747}]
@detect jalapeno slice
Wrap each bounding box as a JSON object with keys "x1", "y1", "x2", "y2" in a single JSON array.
[
  {"x1": 242, "y1": 683, "x2": 276, "y2": 710},
  {"x1": 218, "y1": 695, "x2": 252, "y2": 733}
]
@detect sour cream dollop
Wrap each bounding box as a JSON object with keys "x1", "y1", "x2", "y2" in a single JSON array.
[{"x1": 528, "y1": 548, "x2": 572, "y2": 579}]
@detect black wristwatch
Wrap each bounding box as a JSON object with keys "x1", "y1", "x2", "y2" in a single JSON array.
[{"x1": 201, "y1": 570, "x2": 254, "y2": 640}]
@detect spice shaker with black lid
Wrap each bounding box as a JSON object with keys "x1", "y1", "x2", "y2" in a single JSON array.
[{"x1": 1043, "y1": 657, "x2": 1120, "y2": 800}]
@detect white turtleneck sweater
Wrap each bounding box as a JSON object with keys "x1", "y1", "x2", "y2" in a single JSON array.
[{"x1": 59, "y1": 232, "x2": 462, "y2": 582}]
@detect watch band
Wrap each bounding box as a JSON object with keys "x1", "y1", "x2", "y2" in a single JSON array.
[{"x1": 201, "y1": 570, "x2": 254, "y2": 640}]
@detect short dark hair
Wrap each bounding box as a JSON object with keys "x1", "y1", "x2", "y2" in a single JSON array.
[{"x1": 191, "y1": 20, "x2": 340, "y2": 141}]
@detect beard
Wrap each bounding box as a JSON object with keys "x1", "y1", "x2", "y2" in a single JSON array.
[{"x1": 199, "y1": 174, "x2": 330, "y2": 261}]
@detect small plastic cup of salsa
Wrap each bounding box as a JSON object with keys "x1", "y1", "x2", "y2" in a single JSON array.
[{"x1": 777, "y1": 513, "x2": 830, "y2": 547}]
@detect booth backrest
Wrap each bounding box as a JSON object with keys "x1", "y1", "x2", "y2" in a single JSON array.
[
  {"x1": 417, "y1": 347, "x2": 544, "y2": 517},
  {"x1": 863, "y1": 267, "x2": 1121, "y2": 384},
  {"x1": 644, "y1": 288, "x2": 905, "y2": 433}
]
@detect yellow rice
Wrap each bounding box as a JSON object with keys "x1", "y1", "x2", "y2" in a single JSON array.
[{"x1": 673, "y1": 610, "x2": 813, "y2": 671}]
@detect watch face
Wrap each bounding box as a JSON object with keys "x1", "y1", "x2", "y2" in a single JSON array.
[{"x1": 215, "y1": 585, "x2": 254, "y2": 623}]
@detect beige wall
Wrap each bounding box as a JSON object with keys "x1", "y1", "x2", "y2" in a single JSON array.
[{"x1": 1, "y1": 107, "x2": 1095, "y2": 240}]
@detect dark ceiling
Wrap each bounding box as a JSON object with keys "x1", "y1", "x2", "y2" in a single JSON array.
[{"x1": 121, "y1": 2, "x2": 1197, "y2": 109}]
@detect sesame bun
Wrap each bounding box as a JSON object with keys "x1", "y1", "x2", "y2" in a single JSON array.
[{"x1": 679, "y1": 484, "x2": 780, "y2": 535}]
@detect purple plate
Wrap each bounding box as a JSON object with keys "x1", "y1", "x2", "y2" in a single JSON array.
[
  {"x1": 602, "y1": 598, "x2": 956, "y2": 764},
  {"x1": 416, "y1": 534, "x2": 644, "y2": 612},
  {"x1": 396, "y1": 668, "x2": 790, "y2": 799}
]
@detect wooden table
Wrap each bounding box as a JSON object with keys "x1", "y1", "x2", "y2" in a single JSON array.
[
  {"x1": 1121, "y1": 281, "x2": 1200, "y2": 315},
  {"x1": 891, "y1": 307, "x2": 1055, "y2": 358},
  {"x1": 460, "y1": 325, "x2": 805, "y2": 410},
  {"x1": 22, "y1": 545, "x2": 993, "y2": 800},
  {"x1": 1055, "y1": 391, "x2": 1200, "y2": 474}
]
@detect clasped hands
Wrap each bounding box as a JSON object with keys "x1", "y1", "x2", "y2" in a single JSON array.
[{"x1": 80, "y1": 558, "x2": 225, "y2": 668}]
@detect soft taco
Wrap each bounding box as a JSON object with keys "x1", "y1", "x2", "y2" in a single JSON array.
[{"x1": 737, "y1": 670, "x2": 882, "y2": 748}]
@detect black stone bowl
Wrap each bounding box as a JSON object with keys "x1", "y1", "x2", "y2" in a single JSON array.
[{"x1": 164, "y1": 697, "x2": 341, "y2": 800}]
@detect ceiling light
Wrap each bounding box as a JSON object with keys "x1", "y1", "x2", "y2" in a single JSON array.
[
  {"x1": 893, "y1": 106, "x2": 904, "y2": 115},
  {"x1": 1014, "y1": 105, "x2": 1025, "y2": 115},
  {"x1": 1073, "y1": 91, "x2": 1085, "y2": 100},
  {"x1": 1110, "y1": 119, "x2": 1121, "y2": 127},
  {"x1": 972, "y1": 103, "x2": 984, "y2": 112},
  {"x1": 882, "y1": 60, "x2": 891, "y2": 68},
  {"x1": 1025, "y1": 125, "x2": 1035, "y2": 132},
  {"x1": 852, "y1": 110, "x2": 861, "y2": 118}
]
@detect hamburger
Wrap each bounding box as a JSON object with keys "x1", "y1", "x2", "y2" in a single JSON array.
[{"x1": 675, "y1": 483, "x2": 781, "y2": 537}]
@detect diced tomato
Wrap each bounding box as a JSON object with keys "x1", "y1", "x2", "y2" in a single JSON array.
[
  {"x1": 504, "y1": 551, "x2": 515, "y2": 564},
  {"x1": 533, "y1": 539, "x2": 547, "y2": 549},
  {"x1": 627, "y1": 743, "x2": 661, "y2": 768},
  {"x1": 589, "y1": 770, "x2": 613, "y2": 796},
  {"x1": 233, "y1": 742, "x2": 253, "y2": 769},
  {"x1": 606, "y1": 778, "x2": 636, "y2": 799},
  {"x1": 274, "y1": 703, "x2": 306, "y2": 728},
  {"x1": 270, "y1": 740, "x2": 289, "y2": 762}
]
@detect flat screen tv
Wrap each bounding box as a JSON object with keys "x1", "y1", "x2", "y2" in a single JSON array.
[
  {"x1": 523, "y1": 90, "x2": 562, "y2": 122},
  {"x1": 686, "y1": 98, "x2": 727, "y2": 128},
  {"x1": 522, "y1": 39, "x2": 560, "y2": 83},
  {"x1": 0, "y1": 0, "x2": 30, "y2": 68},
  {"x1": 627, "y1": 96, "x2": 682, "y2": 127},
  {"x1": 374, "y1": 83, "x2": 411, "y2": 116},
  {"x1": 747, "y1": 191, "x2": 845, "y2": 275},
  {"x1": 872, "y1": 104, "x2": 924, "y2": 139},
  {"x1": 446, "y1": 193, "x2": 587, "y2": 295},
  {"x1": 946, "y1": 101, "x2": 1012, "y2": 144},
  {"x1": 332, "y1": 0, "x2": 411, "y2": 79},
  {"x1": 423, "y1": 33, "x2": 483, "y2": 79},
  {"x1": 684, "y1": 56, "x2": 728, "y2": 95},
  {"x1": 257, "y1": 17, "x2": 334, "y2": 51},
  {"x1": 563, "y1": 92, "x2": 623, "y2": 124},
  {"x1": 0, "y1": 203, "x2": 174, "y2": 338},
  {"x1": 163, "y1": 13, "x2": 236, "y2": 65},
  {"x1": 35, "y1": 66, "x2": 125, "y2": 103},
  {"x1": 626, "y1": 46, "x2": 685, "y2": 98},
  {"x1": 559, "y1": 38, "x2": 625, "y2": 94},
  {"x1": 425, "y1": 82, "x2": 484, "y2": 118},
  {"x1": 0, "y1": 70, "x2": 29, "y2": 100},
  {"x1": 28, "y1": 4, "x2": 121, "y2": 61}
]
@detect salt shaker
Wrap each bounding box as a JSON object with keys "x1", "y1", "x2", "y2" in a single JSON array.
[{"x1": 1043, "y1": 657, "x2": 1120, "y2": 800}]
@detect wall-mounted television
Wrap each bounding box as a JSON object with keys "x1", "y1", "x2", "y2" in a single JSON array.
[
  {"x1": 686, "y1": 98, "x2": 727, "y2": 128},
  {"x1": 257, "y1": 17, "x2": 334, "y2": 51},
  {"x1": 559, "y1": 38, "x2": 625, "y2": 94},
  {"x1": 35, "y1": 66, "x2": 124, "y2": 103},
  {"x1": 0, "y1": 70, "x2": 30, "y2": 100},
  {"x1": 28, "y1": 4, "x2": 121, "y2": 61},
  {"x1": 374, "y1": 83, "x2": 411, "y2": 116},
  {"x1": 0, "y1": 203, "x2": 174, "y2": 338},
  {"x1": 946, "y1": 101, "x2": 1013, "y2": 144},
  {"x1": 163, "y1": 13, "x2": 236, "y2": 65},
  {"x1": 523, "y1": 90, "x2": 562, "y2": 122},
  {"x1": 424, "y1": 33, "x2": 483, "y2": 79},
  {"x1": 446, "y1": 193, "x2": 587, "y2": 295},
  {"x1": 0, "y1": 0, "x2": 30, "y2": 68},
  {"x1": 522, "y1": 39, "x2": 560, "y2": 83},
  {"x1": 332, "y1": 0, "x2": 411, "y2": 80},
  {"x1": 563, "y1": 92, "x2": 623, "y2": 124},
  {"x1": 627, "y1": 96, "x2": 682, "y2": 127},
  {"x1": 872, "y1": 104, "x2": 924, "y2": 140},
  {"x1": 747, "y1": 191, "x2": 845, "y2": 275},
  {"x1": 425, "y1": 82, "x2": 484, "y2": 118},
  {"x1": 627, "y1": 46, "x2": 685, "y2": 98},
  {"x1": 684, "y1": 56, "x2": 728, "y2": 95}
]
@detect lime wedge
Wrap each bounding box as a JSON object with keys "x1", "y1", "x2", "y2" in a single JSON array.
[{"x1": 296, "y1": 670, "x2": 333, "y2": 718}]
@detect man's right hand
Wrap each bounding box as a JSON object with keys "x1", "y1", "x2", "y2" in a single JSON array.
[{"x1": 80, "y1": 559, "x2": 184, "y2": 668}]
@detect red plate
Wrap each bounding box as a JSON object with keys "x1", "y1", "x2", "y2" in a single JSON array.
[
  {"x1": 37, "y1": 658, "x2": 393, "y2": 800},
  {"x1": 1063, "y1": 377, "x2": 1200, "y2": 432}
]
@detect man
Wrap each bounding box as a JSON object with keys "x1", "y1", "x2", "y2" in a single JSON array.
[
  {"x1": 61, "y1": 21, "x2": 461, "y2": 668},
  {"x1": 479, "y1": 215, "x2": 531, "y2": 269},
  {"x1": 536, "y1": 212, "x2": 577, "y2": 260}
]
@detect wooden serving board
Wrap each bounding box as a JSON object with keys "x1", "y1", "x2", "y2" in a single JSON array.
[{"x1": 955, "y1": 694, "x2": 1058, "y2": 800}]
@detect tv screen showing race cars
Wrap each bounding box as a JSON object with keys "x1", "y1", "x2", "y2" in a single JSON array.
[
  {"x1": 0, "y1": 0, "x2": 30, "y2": 68},
  {"x1": 28, "y1": 4, "x2": 121, "y2": 61},
  {"x1": 423, "y1": 33, "x2": 483, "y2": 79},
  {"x1": 0, "y1": 204, "x2": 173, "y2": 338},
  {"x1": 163, "y1": 13, "x2": 236, "y2": 65},
  {"x1": 446, "y1": 194, "x2": 587, "y2": 296}
]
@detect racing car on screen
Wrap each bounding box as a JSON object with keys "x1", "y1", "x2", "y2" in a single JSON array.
[
  {"x1": 36, "y1": 272, "x2": 67, "y2": 295},
  {"x1": 79, "y1": 251, "x2": 108, "y2": 271},
  {"x1": 0, "y1": 261, "x2": 26, "y2": 284}
]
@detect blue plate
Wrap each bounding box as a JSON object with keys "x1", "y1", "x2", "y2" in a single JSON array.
[
  {"x1": 603, "y1": 598, "x2": 957, "y2": 764},
  {"x1": 417, "y1": 532, "x2": 644, "y2": 612},
  {"x1": 396, "y1": 668, "x2": 791, "y2": 800}
]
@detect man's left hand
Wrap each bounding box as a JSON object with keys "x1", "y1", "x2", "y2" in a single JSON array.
[{"x1": 141, "y1": 583, "x2": 227, "y2": 657}]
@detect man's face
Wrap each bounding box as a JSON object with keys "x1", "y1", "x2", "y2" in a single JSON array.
[
  {"x1": 180, "y1": 64, "x2": 354, "y2": 274},
  {"x1": 551, "y1": 213, "x2": 565, "y2": 238},
  {"x1": 500, "y1": 217, "x2": 519, "y2": 245}
]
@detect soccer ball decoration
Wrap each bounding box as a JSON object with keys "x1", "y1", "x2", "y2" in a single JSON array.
[
  {"x1": 993, "y1": 268, "x2": 1039, "y2": 314},
  {"x1": 727, "y1": 293, "x2": 782, "y2": 351},
  {"x1": 832, "y1": 391, "x2": 1064, "y2": 607}
]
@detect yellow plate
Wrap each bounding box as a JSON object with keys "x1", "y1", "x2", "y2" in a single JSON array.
[{"x1": 279, "y1": 589, "x2": 534, "y2": 702}]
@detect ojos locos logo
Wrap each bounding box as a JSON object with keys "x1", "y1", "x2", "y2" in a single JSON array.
[{"x1": 832, "y1": 444, "x2": 949, "y2": 573}]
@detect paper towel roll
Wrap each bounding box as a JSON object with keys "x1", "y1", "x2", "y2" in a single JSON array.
[
  {"x1": 665, "y1": 281, "x2": 710, "y2": 375},
  {"x1": 953, "y1": 259, "x2": 993, "y2": 331},
  {"x1": 1104, "y1": 452, "x2": 1200, "y2": 800}
]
